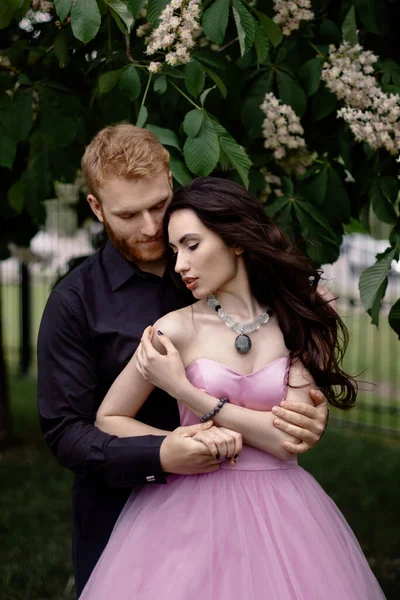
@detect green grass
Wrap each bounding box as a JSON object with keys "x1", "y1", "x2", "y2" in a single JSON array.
[
  {"x1": 1, "y1": 377, "x2": 399, "y2": 599},
  {"x1": 0, "y1": 378, "x2": 74, "y2": 600}
]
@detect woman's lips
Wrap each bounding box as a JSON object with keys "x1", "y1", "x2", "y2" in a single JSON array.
[{"x1": 184, "y1": 278, "x2": 198, "y2": 290}]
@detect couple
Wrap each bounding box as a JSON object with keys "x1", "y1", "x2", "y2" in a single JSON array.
[{"x1": 38, "y1": 124, "x2": 385, "y2": 599}]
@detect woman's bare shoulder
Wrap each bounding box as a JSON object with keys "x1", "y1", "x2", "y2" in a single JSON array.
[{"x1": 152, "y1": 304, "x2": 198, "y2": 350}]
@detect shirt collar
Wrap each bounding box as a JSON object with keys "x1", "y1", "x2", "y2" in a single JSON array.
[{"x1": 102, "y1": 240, "x2": 147, "y2": 291}]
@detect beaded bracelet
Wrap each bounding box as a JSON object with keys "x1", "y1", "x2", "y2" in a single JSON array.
[{"x1": 201, "y1": 397, "x2": 229, "y2": 422}]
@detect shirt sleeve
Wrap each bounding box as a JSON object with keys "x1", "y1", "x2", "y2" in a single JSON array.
[{"x1": 37, "y1": 290, "x2": 167, "y2": 487}]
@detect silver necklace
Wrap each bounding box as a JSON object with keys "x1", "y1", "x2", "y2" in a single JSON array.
[{"x1": 206, "y1": 294, "x2": 271, "y2": 354}]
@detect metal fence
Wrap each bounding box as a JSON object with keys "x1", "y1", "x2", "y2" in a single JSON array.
[{"x1": 1, "y1": 228, "x2": 399, "y2": 437}]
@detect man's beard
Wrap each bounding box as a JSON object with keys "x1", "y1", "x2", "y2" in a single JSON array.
[{"x1": 101, "y1": 212, "x2": 166, "y2": 264}]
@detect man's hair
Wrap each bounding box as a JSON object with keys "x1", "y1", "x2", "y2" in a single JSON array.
[{"x1": 81, "y1": 123, "x2": 170, "y2": 195}]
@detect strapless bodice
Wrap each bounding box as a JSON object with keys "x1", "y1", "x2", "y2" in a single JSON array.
[{"x1": 181, "y1": 357, "x2": 297, "y2": 471}]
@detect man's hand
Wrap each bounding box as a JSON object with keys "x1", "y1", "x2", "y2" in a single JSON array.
[
  {"x1": 160, "y1": 422, "x2": 224, "y2": 474},
  {"x1": 271, "y1": 389, "x2": 329, "y2": 454},
  {"x1": 136, "y1": 326, "x2": 187, "y2": 397}
]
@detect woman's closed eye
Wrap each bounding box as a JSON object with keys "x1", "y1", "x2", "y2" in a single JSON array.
[{"x1": 171, "y1": 243, "x2": 199, "y2": 256}]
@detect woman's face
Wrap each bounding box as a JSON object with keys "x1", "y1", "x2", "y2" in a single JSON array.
[{"x1": 168, "y1": 208, "x2": 240, "y2": 299}]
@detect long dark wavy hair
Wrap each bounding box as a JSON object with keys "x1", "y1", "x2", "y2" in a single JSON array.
[{"x1": 164, "y1": 177, "x2": 357, "y2": 409}]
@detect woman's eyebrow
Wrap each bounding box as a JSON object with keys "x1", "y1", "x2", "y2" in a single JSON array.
[{"x1": 169, "y1": 233, "x2": 200, "y2": 248}]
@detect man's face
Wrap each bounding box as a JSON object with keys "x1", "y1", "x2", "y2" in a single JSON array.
[{"x1": 88, "y1": 172, "x2": 173, "y2": 264}]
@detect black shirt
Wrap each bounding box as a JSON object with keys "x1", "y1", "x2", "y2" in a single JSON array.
[
  {"x1": 37, "y1": 240, "x2": 192, "y2": 486},
  {"x1": 37, "y1": 240, "x2": 193, "y2": 593}
]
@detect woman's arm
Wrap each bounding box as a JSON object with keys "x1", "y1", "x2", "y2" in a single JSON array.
[
  {"x1": 95, "y1": 353, "x2": 169, "y2": 437},
  {"x1": 137, "y1": 327, "x2": 319, "y2": 461}
]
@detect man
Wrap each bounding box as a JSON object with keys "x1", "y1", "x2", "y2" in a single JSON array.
[{"x1": 37, "y1": 124, "x2": 328, "y2": 597}]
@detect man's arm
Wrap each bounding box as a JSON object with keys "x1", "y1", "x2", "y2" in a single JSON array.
[{"x1": 37, "y1": 291, "x2": 198, "y2": 487}]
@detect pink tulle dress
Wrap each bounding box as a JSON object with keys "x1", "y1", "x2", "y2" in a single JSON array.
[{"x1": 80, "y1": 357, "x2": 386, "y2": 599}]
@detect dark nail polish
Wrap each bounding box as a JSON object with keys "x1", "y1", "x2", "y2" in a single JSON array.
[
  {"x1": 157, "y1": 330, "x2": 163, "y2": 336},
  {"x1": 234, "y1": 454, "x2": 239, "y2": 459},
  {"x1": 216, "y1": 454, "x2": 220, "y2": 460}
]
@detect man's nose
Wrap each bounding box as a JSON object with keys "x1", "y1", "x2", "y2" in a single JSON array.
[{"x1": 140, "y1": 212, "x2": 159, "y2": 237}]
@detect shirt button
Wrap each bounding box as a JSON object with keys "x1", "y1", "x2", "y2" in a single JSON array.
[{"x1": 146, "y1": 475, "x2": 156, "y2": 482}]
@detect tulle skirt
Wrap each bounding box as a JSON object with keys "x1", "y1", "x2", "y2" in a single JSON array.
[{"x1": 80, "y1": 463, "x2": 385, "y2": 599}]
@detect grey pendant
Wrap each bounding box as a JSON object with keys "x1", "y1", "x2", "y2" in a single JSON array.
[{"x1": 235, "y1": 334, "x2": 252, "y2": 354}]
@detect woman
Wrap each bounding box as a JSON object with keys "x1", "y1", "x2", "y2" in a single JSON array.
[{"x1": 81, "y1": 177, "x2": 385, "y2": 599}]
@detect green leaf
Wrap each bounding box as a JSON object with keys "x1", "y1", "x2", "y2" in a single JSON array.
[
  {"x1": 194, "y1": 50, "x2": 226, "y2": 71},
  {"x1": 183, "y1": 109, "x2": 204, "y2": 138},
  {"x1": 388, "y1": 298, "x2": 400, "y2": 338},
  {"x1": 294, "y1": 199, "x2": 340, "y2": 264},
  {"x1": 355, "y1": 0, "x2": 382, "y2": 36},
  {"x1": 2, "y1": 89, "x2": 33, "y2": 142},
  {"x1": 184, "y1": 60, "x2": 205, "y2": 98},
  {"x1": 98, "y1": 68, "x2": 124, "y2": 94},
  {"x1": 169, "y1": 152, "x2": 192, "y2": 186},
  {"x1": 183, "y1": 114, "x2": 220, "y2": 176},
  {"x1": 136, "y1": 104, "x2": 148, "y2": 128},
  {"x1": 370, "y1": 176, "x2": 399, "y2": 225},
  {"x1": 254, "y1": 25, "x2": 269, "y2": 66},
  {"x1": 265, "y1": 197, "x2": 294, "y2": 235},
  {"x1": 105, "y1": 0, "x2": 134, "y2": 31},
  {"x1": 146, "y1": 124, "x2": 181, "y2": 152},
  {"x1": 342, "y1": 4, "x2": 358, "y2": 46},
  {"x1": 202, "y1": 0, "x2": 230, "y2": 45},
  {"x1": 0, "y1": 124, "x2": 17, "y2": 168},
  {"x1": 0, "y1": 1, "x2": 18, "y2": 29},
  {"x1": 71, "y1": 0, "x2": 102, "y2": 43},
  {"x1": 389, "y1": 222, "x2": 400, "y2": 247},
  {"x1": 203, "y1": 67, "x2": 227, "y2": 99},
  {"x1": 38, "y1": 87, "x2": 82, "y2": 147},
  {"x1": 119, "y1": 65, "x2": 141, "y2": 101},
  {"x1": 232, "y1": 0, "x2": 256, "y2": 57},
  {"x1": 154, "y1": 75, "x2": 167, "y2": 94},
  {"x1": 212, "y1": 120, "x2": 251, "y2": 188},
  {"x1": 241, "y1": 69, "x2": 274, "y2": 137},
  {"x1": 128, "y1": 0, "x2": 146, "y2": 19},
  {"x1": 369, "y1": 277, "x2": 388, "y2": 326},
  {"x1": 311, "y1": 83, "x2": 336, "y2": 121},
  {"x1": 359, "y1": 248, "x2": 397, "y2": 312},
  {"x1": 276, "y1": 70, "x2": 307, "y2": 116},
  {"x1": 323, "y1": 165, "x2": 351, "y2": 225},
  {"x1": 299, "y1": 57, "x2": 323, "y2": 97},
  {"x1": 147, "y1": 0, "x2": 169, "y2": 24},
  {"x1": 200, "y1": 86, "x2": 215, "y2": 107},
  {"x1": 54, "y1": 28, "x2": 69, "y2": 68},
  {"x1": 265, "y1": 196, "x2": 290, "y2": 218},
  {"x1": 301, "y1": 164, "x2": 329, "y2": 205},
  {"x1": 255, "y1": 11, "x2": 283, "y2": 47},
  {"x1": 54, "y1": 0, "x2": 72, "y2": 21},
  {"x1": 8, "y1": 180, "x2": 25, "y2": 215},
  {"x1": 22, "y1": 131, "x2": 51, "y2": 223}
]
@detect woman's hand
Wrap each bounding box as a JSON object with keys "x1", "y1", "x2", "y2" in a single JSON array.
[
  {"x1": 192, "y1": 425, "x2": 243, "y2": 465},
  {"x1": 136, "y1": 326, "x2": 188, "y2": 397}
]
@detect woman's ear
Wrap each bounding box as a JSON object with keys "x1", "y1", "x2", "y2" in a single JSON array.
[{"x1": 234, "y1": 246, "x2": 244, "y2": 256}]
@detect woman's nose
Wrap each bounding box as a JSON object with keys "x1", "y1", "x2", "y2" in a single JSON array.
[{"x1": 174, "y1": 252, "x2": 189, "y2": 274}]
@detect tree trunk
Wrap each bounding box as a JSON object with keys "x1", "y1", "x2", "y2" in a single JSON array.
[{"x1": 0, "y1": 275, "x2": 12, "y2": 449}]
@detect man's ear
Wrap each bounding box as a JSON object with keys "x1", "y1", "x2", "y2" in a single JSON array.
[
  {"x1": 168, "y1": 171, "x2": 173, "y2": 189},
  {"x1": 87, "y1": 194, "x2": 103, "y2": 222}
]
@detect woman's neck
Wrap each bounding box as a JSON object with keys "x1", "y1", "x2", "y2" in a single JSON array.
[{"x1": 205, "y1": 270, "x2": 266, "y2": 322}]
